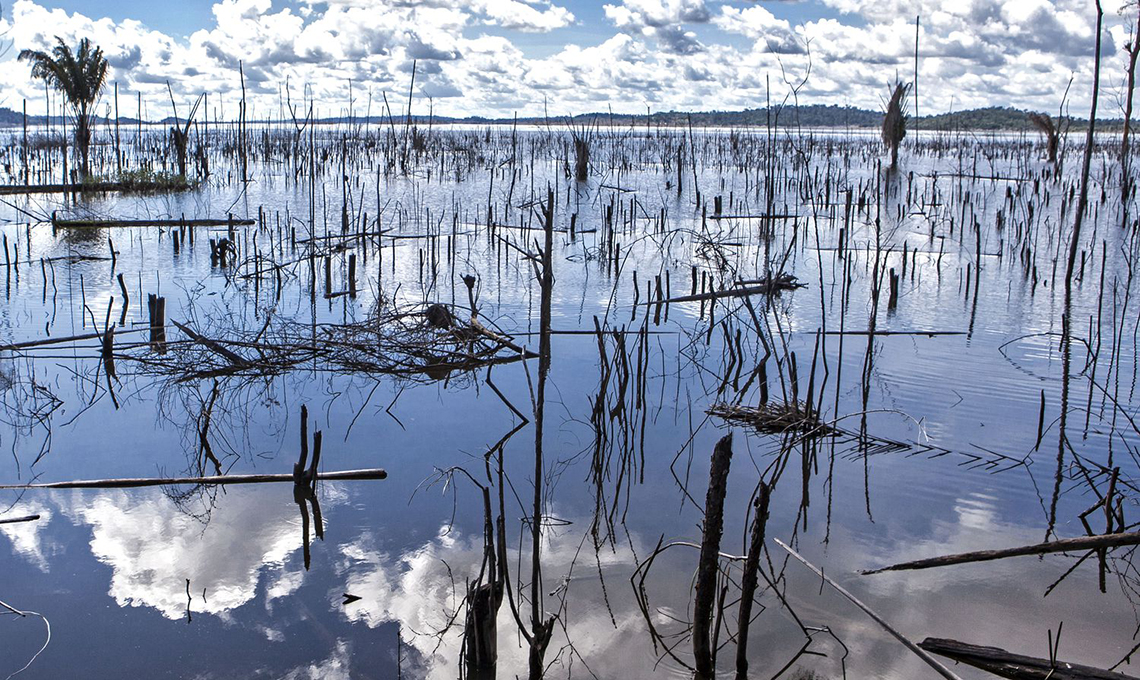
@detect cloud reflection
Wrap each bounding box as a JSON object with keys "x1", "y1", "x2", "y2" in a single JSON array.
[
  {"x1": 54, "y1": 487, "x2": 307, "y2": 620},
  {"x1": 335, "y1": 518, "x2": 662, "y2": 678}
]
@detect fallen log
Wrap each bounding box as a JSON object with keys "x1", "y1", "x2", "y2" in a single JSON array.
[
  {"x1": 919, "y1": 638, "x2": 1137, "y2": 680},
  {"x1": 860, "y1": 531, "x2": 1140, "y2": 575},
  {"x1": 0, "y1": 468, "x2": 387, "y2": 490},
  {"x1": 708, "y1": 213, "x2": 794, "y2": 220},
  {"x1": 53, "y1": 217, "x2": 254, "y2": 228},
  {"x1": 0, "y1": 181, "x2": 194, "y2": 196},
  {"x1": 0, "y1": 327, "x2": 154, "y2": 352},
  {"x1": 654, "y1": 281, "x2": 805, "y2": 305}
]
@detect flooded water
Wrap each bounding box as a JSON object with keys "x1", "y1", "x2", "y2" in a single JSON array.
[{"x1": 1, "y1": 123, "x2": 1138, "y2": 679}]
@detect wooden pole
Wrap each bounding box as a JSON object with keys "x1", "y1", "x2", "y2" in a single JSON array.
[{"x1": 774, "y1": 539, "x2": 964, "y2": 680}]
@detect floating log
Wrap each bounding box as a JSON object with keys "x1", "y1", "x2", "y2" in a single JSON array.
[
  {"x1": 0, "y1": 181, "x2": 194, "y2": 196},
  {"x1": 53, "y1": 216, "x2": 255, "y2": 228},
  {"x1": 774, "y1": 538, "x2": 964, "y2": 680},
  {"x1": 708, "y1": 213, "x2": 794, "y2": 220},
  {"x1": 0, "y1": 514, "x2": 40, "y2": 525},
  {"x1": 0, "y1": 468, "x2": 387, "y2": 490},
  {"x1": 0, "y1": 327, "x2": 154, "y2": 351},
  {"x1": 655, "y1": 278, "x2": 805, "y2": 305},
  {"x1": 919, "y1": 638, "x2": 1137, "y2": 680},
  {"x1": 860, "y1": 531, "x2": 1140, "y2": 575}
]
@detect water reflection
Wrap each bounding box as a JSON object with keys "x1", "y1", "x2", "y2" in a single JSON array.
[
  {"x1": 336, "y1": 513, "x2": 652, "y2": 679},
  {"x1": 0, "y1": 500, "x2": 54, "y2": 572},
  {"x1": 56, "y1": 486, "x2": 307, "y2": 619}
]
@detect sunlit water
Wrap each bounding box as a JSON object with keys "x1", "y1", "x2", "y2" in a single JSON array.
[{"x1": 0, "y1": 124, "x2": 1137, "y2": 679}]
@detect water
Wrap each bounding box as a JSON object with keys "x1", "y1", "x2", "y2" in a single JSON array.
[{"x1": 0, "y1": 123, "x2": 1137, "y2": 679}]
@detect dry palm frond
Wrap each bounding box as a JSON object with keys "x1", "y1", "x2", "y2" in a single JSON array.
[
  {"x1": 1028, "y1": 112, "x2": 1060, "y2": 162},
  {"x1": 708, "y1": 401, "x2": 837, "y2": 438},
  {"x1": 1027, "y1": 112, "x2": 1055, "y2": 136},
  {"x1": 882, "y1": 81, "x2": 911, "y2": 170}
]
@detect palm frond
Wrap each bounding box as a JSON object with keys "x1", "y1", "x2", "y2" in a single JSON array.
[{"x1": 881, "y1": 81, "x2": 911, "y2": 149}]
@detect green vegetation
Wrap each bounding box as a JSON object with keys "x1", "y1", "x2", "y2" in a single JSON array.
[
  {"x1": 18, "y1": 37, "x2": 109, "y2": 178},
  {"x1": 81, "y1": 168, "x2": 194, "y2": 193}
]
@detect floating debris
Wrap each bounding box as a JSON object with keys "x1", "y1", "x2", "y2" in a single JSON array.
[{"x1": 707, "y1": 401, "x2": 838, "y2": 437}]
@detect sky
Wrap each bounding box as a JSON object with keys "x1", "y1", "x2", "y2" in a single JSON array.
[{"x1": 0, "y1": 0, "x2": 1135, "y2": 120}]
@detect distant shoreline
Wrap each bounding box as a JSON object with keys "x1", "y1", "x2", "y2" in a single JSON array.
[{"x1": 0, "y1": 104, "x2": 1126, "y2": 132}]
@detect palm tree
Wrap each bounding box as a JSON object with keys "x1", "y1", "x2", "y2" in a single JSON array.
[{"x1": 19, "y1": 37, "x2": 109, "y2": 178}]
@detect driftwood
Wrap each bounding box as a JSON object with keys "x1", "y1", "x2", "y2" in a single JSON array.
[
  {"x1": 860, "y1": 531, "x2": 1140, "y2": 575},
  {"x1": 919, "y1": 638, "x2": 1138, "y2": 680},
  {"x1": 0, "y1": 514, "x2": 40, "y2": 525},
  {"x1": 708, "y1": 213, "x2": 794, "y2": 220},
  {"x1": 53, "y1": 216, "x2": 254, "y2": 228},
  {"x1": 658, "y1": 276, "x2": 804, "y2": 304},
  {"x1": 0, "y1": 469, "x2": 387, "y2": 490},
  {"x1": 774, "y1": 538, "x2": 964, "y2": 680},
  {"x1": 0, "y1": 327, "x2": 155, "y2": 352},
  {"x1": 708, "y1": 402, "x2": 838, "y2": 437}
]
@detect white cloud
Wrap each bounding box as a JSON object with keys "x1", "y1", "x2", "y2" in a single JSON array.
[
  {"x1": 0, "y1": 0, "x2": 1131, "y2": 118},
  {"x1": 605, "y1": 0, "x2": 711, "y2": 53}
]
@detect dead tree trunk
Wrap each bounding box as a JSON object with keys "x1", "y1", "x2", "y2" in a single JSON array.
[{"x1": 694, "y1": 434, "x2": 734, "y2": 679}]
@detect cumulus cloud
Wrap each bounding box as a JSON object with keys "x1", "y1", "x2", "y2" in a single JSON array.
[
  {"x1": 0, "y1": 0, "x2": 1130, "y2": 118},
  {"x1": 605, "y1": 0, "x2": 711, "y2": 53},
  {"x1": 715, "y1": 5, "x2": 804, "y2": 54}
]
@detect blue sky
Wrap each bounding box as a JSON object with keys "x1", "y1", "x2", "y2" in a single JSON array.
[{"x1": 0, "y1": 0, "x2": 1132, "y2": 118}]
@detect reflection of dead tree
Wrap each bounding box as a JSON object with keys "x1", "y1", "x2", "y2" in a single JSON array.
[
  {"x1": 293, "y1": 405, "x2": 324, "y2": 571},
  {"x1": 463, "y1": 472, "x2": 504, "y2": 677},
  {"x1": 415, "y1": 416, "x2": 525, "y2": 677},
  {"x1": 525, "y1": 188, "x2": 557, "y2": 679},
  {"x1": 0, "y1": 596, "x2": 51, "y2": 678},
  {"x1": 776, "y1": 539, "x2": 963, "y2": 680},
  {"x1": 633, "y1": 435, "x2": 834, "y2": 677},
  {"x1": 0, "y1": 359, "x2": 63, "y2": 473},
  {"x1": 587, "y1": 316, "x2": 650, "y2": 544}
]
